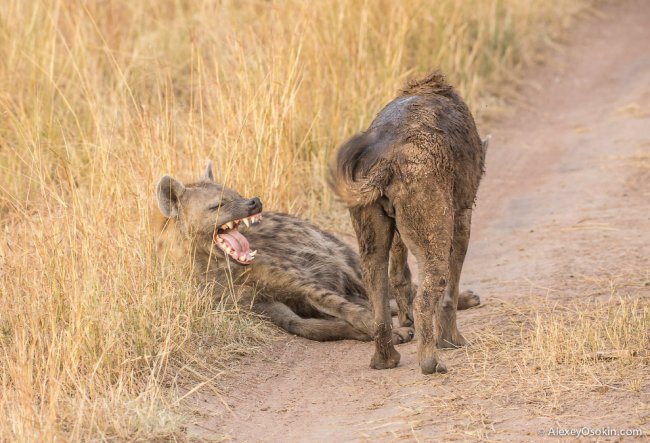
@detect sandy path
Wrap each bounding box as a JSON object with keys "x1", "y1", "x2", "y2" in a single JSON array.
[{"x1": 192, "y1": 1, "x2": 650, "y2": 440}]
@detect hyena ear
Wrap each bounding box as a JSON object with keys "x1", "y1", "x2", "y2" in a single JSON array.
[
  {"x1": 156, "y1": 175, "x2": 186, "y2": 218},
  {"x1": 481, "y1": 135, "x2": 491, "y2": 154},
  {"x1": 202, "y1": 160, "x2": 215, "y2": 182}
]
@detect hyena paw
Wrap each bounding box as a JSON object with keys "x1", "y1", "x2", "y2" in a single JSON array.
[
  {"x1": 370, "y1": 348, "x2": 401, "y2": 370},
  {"x1": 397, "y1": 309, "x2": 414, "y2": 327},
  {"x1": 436, "y1": 330, "x2": 467, "y2": 349},
  {"x1": 419, "y1": 351, "x2": 448, "y2": 374},
  {"x1": 391, "y1": 326, "x2": 415, "y2": 345},
  {"x1": 418, "y1": 343, "x2": 447, "y2": 374},
  {"x1": 457, "y1": 290, "x2": 480, "y2": 310}
]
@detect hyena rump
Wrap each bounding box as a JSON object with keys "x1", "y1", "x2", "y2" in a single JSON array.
[
  {"x1": 155, "y1": 163, "x2": 420, "y2": 344},
  {"x1": 332, "y1": 71, "x2": 488, "y2": 374}
]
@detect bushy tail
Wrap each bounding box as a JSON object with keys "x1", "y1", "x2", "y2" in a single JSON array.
[{"x1": 330, "y1": 131, "x2": 390, "y2": 207}]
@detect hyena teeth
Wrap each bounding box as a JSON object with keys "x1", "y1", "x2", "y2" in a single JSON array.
[
  {"x1": 226, "y1": 221, "x2": 234, "y2": 230},
  {"x1": 250, "y1": 250, "x2": 257, "y2": 256},
  {"x1": 243, "y1": 218, "x2": 250, "y2": 227},
  {"x1": 231, "y1": 251, "x2": 239, "y2": 259}
]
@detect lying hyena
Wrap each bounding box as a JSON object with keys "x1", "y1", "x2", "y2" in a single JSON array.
[
  {"x1": 332, "y1": 71, "x2": 488, "y2": 374},
  {"x1": 156, "y1": 163, "x2": 481, "y2": 346},
  {"x1": 156, "y1": 163, "x2": 416, "y2": 343}
]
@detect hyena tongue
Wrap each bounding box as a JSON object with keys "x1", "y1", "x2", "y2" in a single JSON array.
[{"x1": 219, "y1": 230, "x2": 251, "y2": 254}]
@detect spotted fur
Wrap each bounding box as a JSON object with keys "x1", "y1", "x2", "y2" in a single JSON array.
[{"x1": 155, "y1": 164, "x2": 417, "y2": 344}]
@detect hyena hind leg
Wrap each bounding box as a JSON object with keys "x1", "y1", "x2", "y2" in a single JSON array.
[
  {"x1": 258, "y1": 269, "x2": 414, "y2": 345},
  {"x1": 253, "y1": 301, "x2": 371, "y2": 341},
  {"x1": 303, "y1": 287, "x2": 415, "y2": 346}
]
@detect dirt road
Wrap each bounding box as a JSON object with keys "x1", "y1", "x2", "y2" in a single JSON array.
[{"x1": 193, "y1": 1, "x2": 650, "y2": 440}]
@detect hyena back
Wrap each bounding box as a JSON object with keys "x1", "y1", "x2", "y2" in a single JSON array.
[{"x1": 332, "y1": 71, "x2": 487, "y2": 374}]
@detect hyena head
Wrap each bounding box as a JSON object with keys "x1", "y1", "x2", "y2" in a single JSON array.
[{"x1": 155, "y1": 161, "x2": 262, "y2": 265}]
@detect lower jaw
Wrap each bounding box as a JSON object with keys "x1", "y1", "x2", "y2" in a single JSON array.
[
  {"x1": 229, "y1": 255, "x2": 252, "y2": 265},
  {"x1": 211, "y1": 244, "x2": 253, "y2": 265}
]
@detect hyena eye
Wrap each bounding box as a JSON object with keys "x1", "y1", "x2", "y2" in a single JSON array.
[{"x1": 208, "y1": 202, "x2": 222, "y2": 211}]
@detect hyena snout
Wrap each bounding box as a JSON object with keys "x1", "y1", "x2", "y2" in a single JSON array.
[{"x1": 246, "y1": 197, "x2": 263, "y2": 215}]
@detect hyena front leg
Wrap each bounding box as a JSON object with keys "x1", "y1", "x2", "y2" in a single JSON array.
[
  {"x1": 408, "y1": 282, "x2": 479, "y2": 311},
  {"x1": 389, "y1": 232, "x2": 415, "y2": 327},
  {"x1": 253, "y1": 300, "x2": 371, "y2": 341},
  {"x1": 451, "y1": 209, "x2": 481, "y2": 313}
]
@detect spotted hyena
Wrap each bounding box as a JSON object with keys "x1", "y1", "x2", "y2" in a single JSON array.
[
  {"x1": 156, "y1": 163, "x2": 482, "y2": 347},
  {"x1": 332, "y1": 71, "x2": 488, "y2": 374}
]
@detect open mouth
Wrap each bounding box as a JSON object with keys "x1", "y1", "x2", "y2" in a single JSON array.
[{"x1": 212, "y1": 213, "x2": 262, "y2": 264}]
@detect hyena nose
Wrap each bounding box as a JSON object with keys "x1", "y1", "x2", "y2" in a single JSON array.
[{"x1": 247, "y1": 197, "x2": 262, "y2": 214}]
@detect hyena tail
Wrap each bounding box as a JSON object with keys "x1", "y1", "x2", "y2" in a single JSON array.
[{"x1": 330, "y1": 131, "x2": 392, "y2": 207}]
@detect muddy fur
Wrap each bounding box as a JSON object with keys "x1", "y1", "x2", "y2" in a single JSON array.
[
  {"x1": 332, "y1": 71, "x2": 487, "y2": 374},
  {"x1": 155, "y1": 163, "x2": 427, "y2": 345}
]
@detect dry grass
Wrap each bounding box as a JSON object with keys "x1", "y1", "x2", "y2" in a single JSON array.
[
  {"x1": 0, "y1": 0, "x2": 592, "y2": 440},
  {"x1": 468, "y1": 296, "x2": 649, "y2": 399},
  {"x1": 458, "y1": 275, "x2": 650, "y2": 435},
  {"x1": 356, "y1": 272, "x2": 649, "y2": 441}
]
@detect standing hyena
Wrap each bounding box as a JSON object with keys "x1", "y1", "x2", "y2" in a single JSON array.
[
  {"x1": 155, "y1": 163, "x2": 420, "y2": 344},
  {"x1": 332, "y1": 71, "x2": 488, "y2": 374}
]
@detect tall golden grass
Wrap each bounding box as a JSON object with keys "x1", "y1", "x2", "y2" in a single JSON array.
[{"x1": 0, "y1": 0, "x2": 591, "y2": 439}]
